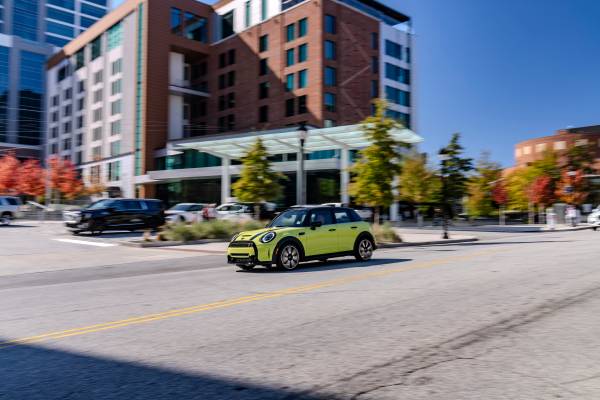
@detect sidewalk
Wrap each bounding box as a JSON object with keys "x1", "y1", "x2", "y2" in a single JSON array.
[{"x1": 394, "y1": 224, "x2": 595, "y2": 233}]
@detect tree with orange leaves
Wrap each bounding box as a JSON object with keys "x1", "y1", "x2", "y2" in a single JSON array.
[
  {"x1": 16, "y1": 159, "x2": 45, "y2": 198},
  {"x1": 556, "y1": 169, "x2": 588, "y2": 205},
  {"x1": 48, "y1": 156, "x2": 84, "y2": 200},
  {"x1": 0, "y1": 152, "x2": 21, "y2": 194}
]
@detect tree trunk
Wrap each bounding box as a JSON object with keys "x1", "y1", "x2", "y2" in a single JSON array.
[
  {"x1": 538, "y1": 203, "x2": 545, "y2": 225},
  {"x1": 373, "y1": 206, "x2": 380, "y2": 226},
  {"x1": 528, "y1": 202, "x2": 535, "y2": 225},
  {"x1": 254, "y1": 204, "x2": 261, "y2": 221}
]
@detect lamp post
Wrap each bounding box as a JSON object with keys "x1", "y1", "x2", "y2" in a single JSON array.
[
  {"x1": 438, "y1": 151, "x2": 450, "y2": 240},
  {"x1": 298, "y1": 123, "x2": 308, "y2": 205}
]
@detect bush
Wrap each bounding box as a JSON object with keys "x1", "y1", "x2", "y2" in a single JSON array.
[
  {"x1": 372, "y1": 222, "x2": 402, "y2": 243},
  {"x1": 160, "y1": 219, "x2": 266, "y2": 242}
]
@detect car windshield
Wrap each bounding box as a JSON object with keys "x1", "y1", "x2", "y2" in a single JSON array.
[
  {"x1": 268, "y1": 209, "x2": 308, "y2": 228},
  {"x1": 85, "y1": 199, "x2": 116, "y2": 210},
  {"x1": 170, "y1": 204, "x2": 194, "y2": 211}
]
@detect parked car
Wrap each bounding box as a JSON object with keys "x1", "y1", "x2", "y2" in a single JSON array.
[
  {"x1": 216, "y1": 202, "x2": 276, "y2": 220},
  {"x1": 587, "y1": 206, "x2": 600, "y2": 230},
  {"x1": 0, "y1": 196, "x2": 23, "y2": 225},
  {"x1": 227, "y1": 206, "x2": 376, "y2": 271},
  {"x1": 64, "y1": 198, "x2": 165, "y2": 235},
  {"x1": 321, "y1": 203, "x2": 373, "y2": 221},
  {"x1": 165, "y1": 203, "x2": 207, "y2": 224}
]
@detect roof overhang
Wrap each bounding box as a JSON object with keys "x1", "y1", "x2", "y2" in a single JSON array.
[{"x1": 171, "y1": 124, "x2": 423, "y2": 159}]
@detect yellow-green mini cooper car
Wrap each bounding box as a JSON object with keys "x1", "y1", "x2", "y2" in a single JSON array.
[{"x1": 227, "y1": 206, "x2": 376, "y2": 271}]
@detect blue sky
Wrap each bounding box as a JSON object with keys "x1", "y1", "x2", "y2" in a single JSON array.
[{"x1": 112, "y1": 0, "x2": 600, "y2": 166}]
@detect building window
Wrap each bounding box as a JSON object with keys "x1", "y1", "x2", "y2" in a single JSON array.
[
  {"x1": 78, "y1": 80, "x2": 85, "y2": 93},
  {"x1": 93, "y1": 107, "x2": 102, "y2": 122},
  {"x1": 47, "y1": 21, "x2": 74, "y2": 38},
  {"x1": 93, "y1": 126, "x2": 102, "y2": 141},
  {"x1": 324, "y1": 40, "x2": 336, "y2": 60},
  {"x1": 93, "y1": 89, "x2": 102, "y2": 103},
  {"x1": 325, "y1": 14, "x2": 336, "y2": 34},
  {"x1": 324, "y1": 119, "x2": 335, "y2": 128},
  {"x1": 324, "y1": 92, "x2": 336, "y2": 112},
  {"x1": 111, "y1": 99, "x2": 122, "y2": 115},
  {"x1": 324, "y1": 67, "x2": 336, "y2": 86},
  {"x1": 259, "y1": 81, "x2": 270, "y2": 99},
  {"x1": 110, "y1": 140, "x2": 121, "y2": 157},
  {"x1": 286, "y1": 49, "x2": 295, "y2": 67},
  {"x1": 75, "y1": 151, "x2": 83, "y2": 165},
  {"x1": 221, "y1": 11, "x2": 234, "y2": 38},
  {"x1": 298, "y1": 69, "x2": 307, "y2": 88},
  {"x1": 371, "y1": 32, "x2": 378, "y2": 49},
  {"x1": 112, "y1": 59, "x2": 122, "y2": 75},
  {"x1": 51, "y1": 127, "x2": 59, "y2": 138},
  {"x1": 385, "y1": 40, "x2": 402, "y2": 60},
  {"x1": 52, "y1": 111, "x2": 59, "y2": 122},
  {"x1": 554, "y1": 141, "x2": 566, "y2": 150},
  {"x1": 62, "y1": 138, "x2": 71, "y2": 151},
  {"x1": 245, "y1": 1, "x2": 251, "y2": 27},
  {"x1": 76, "y1": 133, "x2": 83, "y2": 147},
  {"x1": 298, "y1": 44, "x2": 308, "y2": 63},
  {"x1": 385, "y1": 63, "x2": 410, "y2": 84},
  {"x1": 171, "y1": 8, "x2": 182, "y2": 35},
  {"x1": 285, "y1": 74, "x2": 294, "y2": 91},
  {"x1": 259, "y1": 105, "x2": 268, "y2": 122},
  {"x1": 298, "y1": 95, "x2": 307, "y2": 114},
  {"x1": 75, "y1": 49, "x2": 85, "y2": 70},
  {"x1": 228, "y1": 70, "x2": 236, "y2": 86},
  {"x1": 371, "y1": 56, "x2": 379, "y2": 73},
  {"x1": 51, "y1": 143, "x2": 58, "y2": 154},
  {"x1": 261, "y1": 0, "x2": 267, "y2": 21},
  {"x1": 90, "y1": 36, "x2": 102, "y2": 60},
  {"x1": 218, "y1": 74, "x2": 226, "y2": 89},
  {"x1": 90, "y1": 164, "x2": 101, "y2": 182},
  {"x1": 94, "y1": 70, "x2": 103, "y2": 84},
  {"x1": 259, "y1": 34, "x2": 268, "y2": 52},
  {"x1": 52, "y1": 95, "x2": 59, "y2": 107},
  {"x1": 64, "y1": 88, "x2": 72, "y2": 100},
  {"x1": 406, "y1": 47, "x2": 411, "y2": 63},
  {"x1": 228, "y1": 49, "x2": 236, "y2": 65},
  {"x1": 111, "y1": 79, "x2": 122, "y2": 95},
  {"x1": 285, "y1": 98, "x2": 295, "y2": 117},
  {"x1": 184, "y1": 12, "x2": 207, "y2": 43},
  {"x1": 219, "y1": 53, "x2": 226, "y2": 68},
  {"x1": 227, "y1": 92, "x2": 236, "y2": 108},
  {"x1": 63, "y1": 104, "x2": 72, "y2": 117},
  {"x1": 77, "y1": 98, "x2": 85, "y2": 111},
  {"x1": 259, "y1": 58, "x2": 268, "y2": 75},
  {"x1": 385, "y1": 86, "x2": 410, "y2": 106},
  {"x1": 218, "y1": 95, "x2": 225, "y2": 111},
  {"x1": 286, "y1": 23, "x2": 295, "y2": 42},
  {"x1": 63, "y1": 121, "x2": 72, "y2": 134},
  {"x1": 111, "y1": 120, "x2": 121, "y2": 135},
  {"x1": 107, "y1": 21, "x2": 123, "y2": 50},
  {"x1": 108, "y1": 161, "x2": 121, "y2": 181},
  {"x1": 77, "y1": 115, "x2": 84, "y2": 129},
  {"x1": 298, "y1": 18, "x2": 308, "y2": 37},
  {"x1": 371, "y1": 80, "x2": 379, "y2": 98}
]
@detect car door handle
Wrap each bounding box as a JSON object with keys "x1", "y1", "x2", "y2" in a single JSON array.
[
  {"x1": 329, "y1": 228, "x2": 336, "y2": 232},
  {"x1": 351, "y1": 226, "x2": 358, "y2": 229},
  {"x1": 298, "y1": 232, "x2": 305, "y2": 236}
]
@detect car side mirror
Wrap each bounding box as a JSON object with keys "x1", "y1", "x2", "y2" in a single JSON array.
[{"x1": 310, "y1": 221, "x2": 322, "y2": 230}]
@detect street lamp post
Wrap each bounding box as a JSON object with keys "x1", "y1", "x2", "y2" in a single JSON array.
[
  {"x1": 438, "y1": 151, "x2": 450, "y2": 240},
  {"x1": 298, "y1": 123, "x2": 308, "y2": 205}
]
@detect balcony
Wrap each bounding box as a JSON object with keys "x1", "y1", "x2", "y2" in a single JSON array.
[{"x1": 169, "y1": 81, "x2": 209, "y2": 97}]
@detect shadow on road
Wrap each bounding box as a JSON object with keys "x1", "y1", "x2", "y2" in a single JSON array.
[
  {"x1": 240, "y1": 258, "x2": 410, "y2": 274},
  {"x1": 0, "y1": 341, "x2": 329, "y2": 400},
  {"x1": 445, "y1": 240, "x2": 573, "y2": 247}
]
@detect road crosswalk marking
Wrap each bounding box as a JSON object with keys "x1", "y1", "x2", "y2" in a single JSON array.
[{"x1": 53, "y1": 238, "x2": 116, "y2": 247}]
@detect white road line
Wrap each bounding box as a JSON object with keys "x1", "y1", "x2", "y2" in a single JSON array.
[{"x1": 53, "y1": 238, "x2": 116, "y2": 247}]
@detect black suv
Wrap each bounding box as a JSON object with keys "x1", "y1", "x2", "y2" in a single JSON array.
[{"x1": 64, "y1": 198, "x2": 165, "y2": 235}]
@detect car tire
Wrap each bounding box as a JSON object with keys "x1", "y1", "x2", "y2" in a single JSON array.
[
  {"x1": 594, "y1": 226, "x2": 598, "y2": 231},
  {"x1": 354, "y1": 236, "x2": 374, "y2": 261},
  {"x1": 89, "y1": 220, "x2": 104, "y2": 236},
  {"x1": 1, "y1": 212, "x2": 12, "y2": 226},
  {"x1": 237, "y1": 264, "x2": 255, "y2": 271},
  {"x1": 276, "y1": 242, "x2": 301, "y2": 271}
]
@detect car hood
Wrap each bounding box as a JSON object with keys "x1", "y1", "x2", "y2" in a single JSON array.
[{"x1": 235, "y1": 227, "x2": 286, "y2": 241}]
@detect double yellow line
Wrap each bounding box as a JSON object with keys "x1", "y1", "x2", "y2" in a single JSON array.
[{"x1": 0, "y1": 249, "x2": 497, "y2": 350}]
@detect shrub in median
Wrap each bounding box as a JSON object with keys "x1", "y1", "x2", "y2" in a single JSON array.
[
  {"x1": 372, "y1": 222, "x2": 402, "y2": 243},
  {"x1": 160, "y1": 219, "x2": 265, "y2": 242}
]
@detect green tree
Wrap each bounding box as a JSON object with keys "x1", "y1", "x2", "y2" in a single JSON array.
[
  {"x1": 231, "y1": 138, "x2": 284, "y2": 218},
  {"x1": 439, "y1": 133, "x2": 473, "y2": 211},
  {"x1": 398, "y1": 151, "x2": 439, "y2": 208},
  {"x1": 349, "y1": 99, "x2": 409, "y2": 224},
  {"x1": 565, "y1": 144, "x2": 595, "y2": 173},
  {"x1": 465, "y1": 152, "x2": 502, "y2": 218}
]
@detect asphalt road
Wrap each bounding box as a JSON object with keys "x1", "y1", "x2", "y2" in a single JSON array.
[{"x1": 1, "y1": 226, "x2": 600, "y2": 399}]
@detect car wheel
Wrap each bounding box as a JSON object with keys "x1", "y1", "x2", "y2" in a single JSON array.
[
  {"x1": 277, "y1": 243, "x2": 301, "y2": 270},
  {"x1": 237, "y1": 264, "x2": 255, "y2": 271},
  {"x1": 89, "y1": 220, "x2": 104, "y2": 236},
  {"x1": 0, "y1": 213, "x2": 12, "y2": 226},
  {"x1": 354, "y1": 237, "x2": 374, "y2": 261}
]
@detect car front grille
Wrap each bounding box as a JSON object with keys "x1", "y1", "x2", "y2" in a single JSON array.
[{"x1": 229, "y1": 240, "x2": 254, "y2": 248}]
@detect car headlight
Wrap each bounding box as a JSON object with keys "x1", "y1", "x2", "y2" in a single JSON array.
[
  {"x1": 260, "y1": 231, "x2": 276, "y2": 243},
  {"x1": 231, "y1": 233, "x2": 239, "y2": 242},
  {"x1": 81, "y1": 212, "x2": 91, "y2": 220}
]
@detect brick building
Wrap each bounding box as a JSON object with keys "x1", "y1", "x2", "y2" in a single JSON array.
[{"x1": 45, "y1": 0, "x2": 415, "y2": 206}]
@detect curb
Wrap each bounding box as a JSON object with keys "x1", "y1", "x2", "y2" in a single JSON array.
[
  {"x1": 121, "y1": 238, "x2": 227, "y2": 248},
  {"x1": 378, "y1": 237, "x2": 478, "y2": 248}
]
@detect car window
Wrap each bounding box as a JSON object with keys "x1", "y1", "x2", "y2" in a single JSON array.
[
  {"x1": 6, "y1": 197, "x2": 19, "y2": 206},
  {"x1": 334, "y1": 209, "x2": 352, "y2": 223},
  {"x1": 189, "y1": 205, "x2": 203, "y2": 211},
  {"x1": 146, "y1": 201, "x2": 162, "y2": 211},
  {"x1": 123, "y1": 200, "x2": 143, "y2": 210},
  {"x1": 310, "y1": 209, "x2": 334, "y2": 225},
  {"x1": 269, "y1": 209, "x2": 308, "y2": 227},
  {"x1": 0, "y1": 198, "x2": 5, "y2": 206}
]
